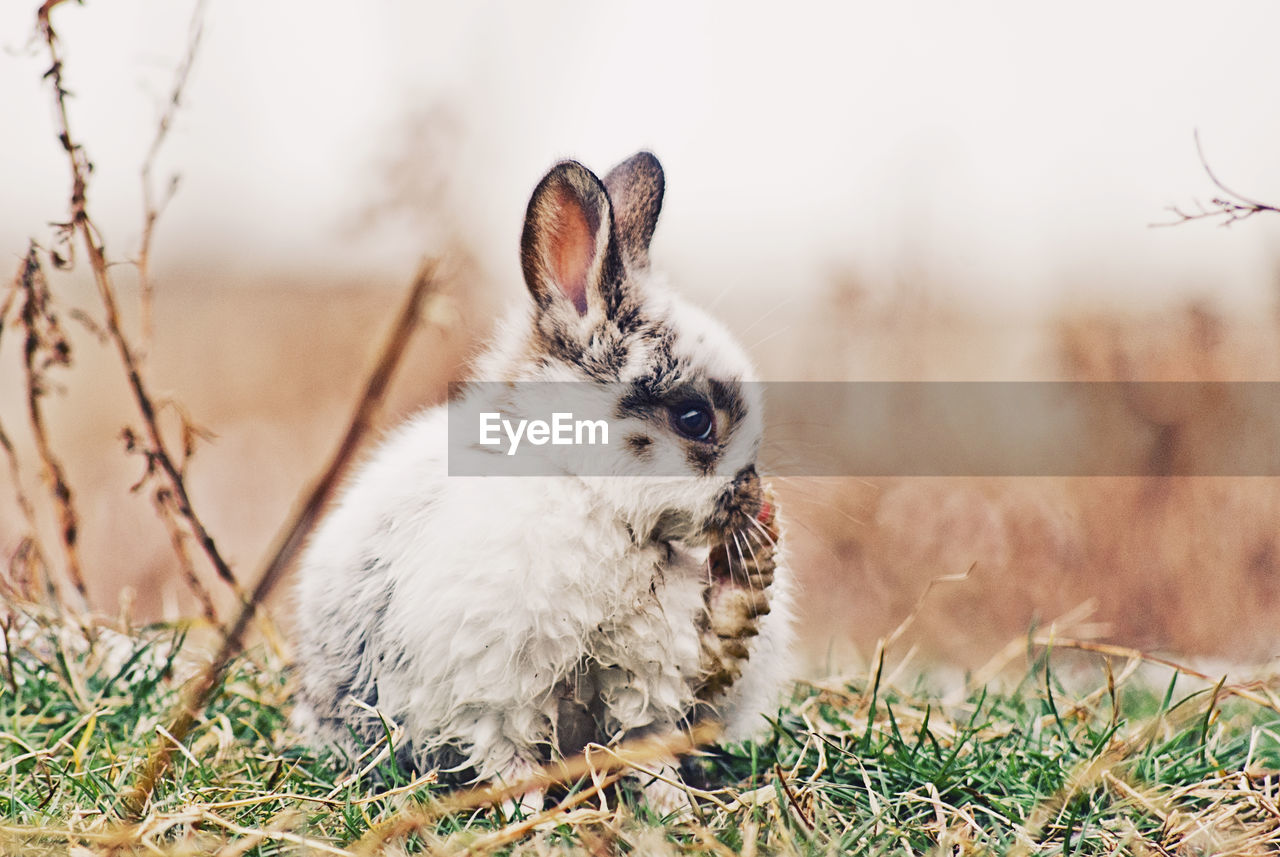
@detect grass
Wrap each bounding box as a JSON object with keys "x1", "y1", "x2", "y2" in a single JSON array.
[{"x1": 2, "y1": 602, "x2": 1280, "y2": 856}]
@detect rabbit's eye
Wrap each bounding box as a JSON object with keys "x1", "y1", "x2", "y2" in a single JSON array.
[{"x1": 670, "y1": 403, "x2": 714, "y2": 441}]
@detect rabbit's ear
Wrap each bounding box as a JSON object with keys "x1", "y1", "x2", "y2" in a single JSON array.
[
  {"x1": 521, "y1": 161, "x2": 623, "y2": 318},
  {"x1": 603, "y1": 151, "x2": 664, "y2": 269}
]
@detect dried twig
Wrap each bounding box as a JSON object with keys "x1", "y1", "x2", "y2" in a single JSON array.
[
  {"x1": 1030, "y1": 636, "x2": 1280, "y2": 715},
  {"x1": 155, "y1": 486, "x2": 216, "y2": 623},
  {"x1": 14, "y1": 246, "x2": 84, "y2": 608},
  {"x1": 1154, "y1": 130, "x2": 1280, "y2": 228},
  {"x1": 0, "y1": 421, "x2": 48, "y2": 604},
  {"x1": 773, "y1": 763, "x2": 815, "y2": 831},
  {"x1": 37, "y1": 0, "x2": 240, "y2": 602},
  {"x1": 34, "y1": 0, "x2": 450, "y2": 815},
  {"x1": 0, "y1": 273, "x2": 52, "y2": 603},
  {"x1": 351, "y1": 720, "x2": 720, "y2": 856},
  {"x1": 441, "y1": 771, "x2": 625, "y2": 857},
  {"x1": 136, "y1": 0, "x2": 205, "y2": 367},
  {"x1": 120, "y1": 416, "x2": 220, "y2": 623},
  {"x1": 248, "y1": 258, "x2": 444, "y2": 620},
  {"x1": 122, "y1": 260, "x2": 446, "y2": 817}
]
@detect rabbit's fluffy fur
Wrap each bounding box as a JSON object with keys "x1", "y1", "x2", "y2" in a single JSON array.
[{"x1": 293, "y1": 152, "x2": 793, "y2": 798}]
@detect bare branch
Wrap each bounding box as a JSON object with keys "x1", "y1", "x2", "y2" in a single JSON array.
[
  {"x1": 0, "y1": 272, "x2": 51, "y2": 603},
  {"x1": 351, "y1": 720, "x2": 721, "y2": 853},
  {"x1": 14, "y1": 246, "x2": 85, "y2": 608},
  {"x1": 155, "y1": 487, "x2": 216, "y2": 623},
  {"x1": 0, "y1": 426, "x2": 49, "y2": 604},
  {"x1": 137, "y1": 0, "x2": 206, "y2": 367},
  {"x1": 119, "y1": 424, "x2": 219, "y2": 623},
  {"x1": 1153, "y1": 130, "x2": 1280, "y2": 228},
  {"x1": 36, "y1": 0, "x2": 242, "y2": 604}
]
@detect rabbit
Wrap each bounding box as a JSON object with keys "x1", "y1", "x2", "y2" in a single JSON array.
[{"x1": 291, "y1": 152, "x2": 794, "y2": 813}]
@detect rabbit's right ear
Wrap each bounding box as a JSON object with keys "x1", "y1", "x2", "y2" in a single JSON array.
[
  {"x1": 603, "y1": 152, "x2": 664, "y2": 269},
  {"x1": 520, "y1": 161, "x2": 623, "y2": 319}
]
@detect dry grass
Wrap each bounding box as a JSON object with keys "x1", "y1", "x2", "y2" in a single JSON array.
[{"x1": 3, "y1": 598, "x2": 1280, "y2": 855}]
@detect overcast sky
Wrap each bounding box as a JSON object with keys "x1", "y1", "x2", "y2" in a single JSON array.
[{"x1": 4, "y1": 1, "x2": 1279, "y2": 315}]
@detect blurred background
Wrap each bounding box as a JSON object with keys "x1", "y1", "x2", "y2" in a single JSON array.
[{"x1": 3, "y1": 1, "x2": 1280, "y2": 673}]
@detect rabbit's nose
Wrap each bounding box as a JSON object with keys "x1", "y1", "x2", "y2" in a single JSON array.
[{"x1": 732, "y1": 465, "x2": 762, "y2": 514}]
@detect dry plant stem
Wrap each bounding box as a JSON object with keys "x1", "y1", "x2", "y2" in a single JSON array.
[
  {"x1": 249, "y1": 258, "x2": 443, "y2": 620},
  {"x1": 1153, "y1": 129, "x2": 1280, "y2": 227},
  {"x1": 0, "y1": 275, "x2": 50, "y2": 601},
  {"x1": 0, "y1": 421, "x2": 48, "y2": 602},
  {"x1": 1032, "y1": 636, "x2": 1280, "y2": 715},
  {"x1": 436, "y1": 771, "x2": 624, "y2": 857},
  {"x1": 136, "y1": 0, "x2": 206, "y2": 368},
  {"x1": 351, "y1": 721, "x2": 720, "y2": 856},
  {"x1": 16, "y1": 248, "x2": 84, "y2": 608},
  {"x1": 37, "y1": 0, "x2": 240, "y2": 600},
  {"x1": 122, "y1": 260, "x2": 444, "y2": 818},
  {"x1": 125, "y1": 416, "x2": 223, "y2": 621},
  {"x1": 773, "y1": 763, "x2": 815, "y2": 831},
  {"x1": 155, "y1": 487, "x2": 216, "y2": 623}
]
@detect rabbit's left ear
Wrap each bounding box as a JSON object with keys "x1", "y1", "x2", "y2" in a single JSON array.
[
  {"x1": 604, "y1": 151, "x2": 664, "y2": 269},
  {"x1": 521, "y1": 161, "x2": 624, "y2": 319}
]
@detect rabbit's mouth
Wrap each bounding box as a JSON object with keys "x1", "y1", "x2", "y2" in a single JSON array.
[
  {"x1": 703, "y1": 464, "x2": 764, "y2": 535},
  {"x1": 640, "y1": 466, "x2": 763, "y2": 546}
]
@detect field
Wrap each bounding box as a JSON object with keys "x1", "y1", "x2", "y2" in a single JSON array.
[{"x1": 3, "y1": 600, "x2": 1280, "y2": 855}]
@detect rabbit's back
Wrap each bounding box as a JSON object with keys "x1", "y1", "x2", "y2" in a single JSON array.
[{"x1": 292, "y1": 407, "x2": 451, "y2": 754}]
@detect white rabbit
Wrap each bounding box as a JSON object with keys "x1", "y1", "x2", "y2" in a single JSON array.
[{"x1": 292, "y1": 152, "x2": 793, "y2": 811}]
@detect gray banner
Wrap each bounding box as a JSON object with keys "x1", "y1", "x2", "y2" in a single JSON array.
[{"x1": 446, "y1": 382, "x2": 1280, "y2": 476}]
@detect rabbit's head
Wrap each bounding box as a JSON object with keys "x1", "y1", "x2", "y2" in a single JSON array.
[{"x1": 475, "y1": 153, "x2": 765, "y2": 545}]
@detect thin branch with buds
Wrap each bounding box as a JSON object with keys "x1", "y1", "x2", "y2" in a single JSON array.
[
  {"x1": 0, "y1": 273, "x2": 54, "y2": 605},
  {"x1": 0, "y1": 424, "x2": 48, "y2": 604},
  {"x1": 136, "y1": 0, "x2": 205, "y2": 367},
  {"x1": 1153, "y1": 130, "x2": 1280, "y2": 228},
  {"x1": 127, "y1": 2, "x2": 221, "y2": 619},
  {"x1": 14, "y1": 246, "x2": 85, "y2": 608},
  {"x1": 36, "y1": 0, "x2": 241, "y2": 604}
]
